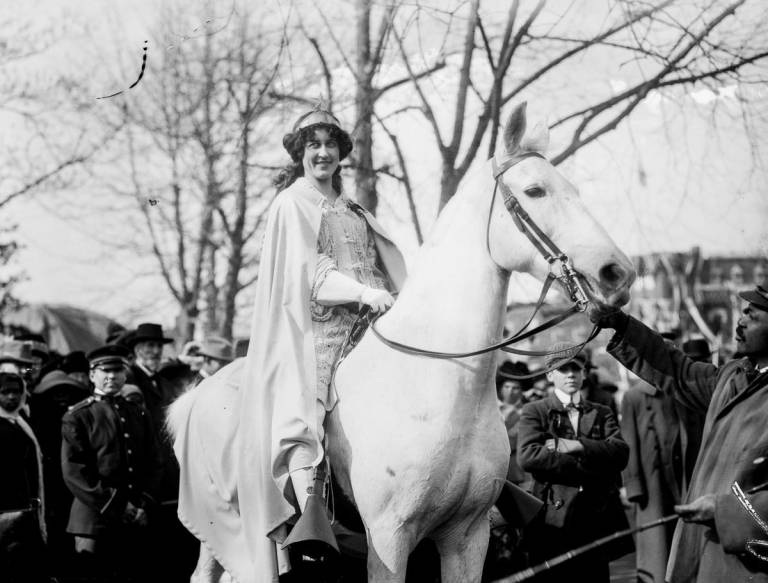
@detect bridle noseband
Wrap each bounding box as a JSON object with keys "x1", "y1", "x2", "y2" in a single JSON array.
[{"x1": 364, "y1": 152, "x2": 600, "y2": 374}]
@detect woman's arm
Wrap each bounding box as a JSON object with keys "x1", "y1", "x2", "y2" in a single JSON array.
[{"x1": 313, "y1": 255, "x2": 394, "y2": 312}]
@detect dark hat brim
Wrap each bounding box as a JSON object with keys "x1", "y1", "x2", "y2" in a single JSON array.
[
  {"x1": 128, "y1": 335, "x2": 174, "y2": 347},
  {"x1": 0, "y1": 356, "x2": 36, "y2": 365},
  {"x1": 739, "y1": 289, "x2": 768, "y2": 312}
]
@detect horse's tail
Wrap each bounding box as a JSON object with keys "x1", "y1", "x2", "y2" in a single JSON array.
[{"x1": 166, "y1": 384, "x2": 198, "y2": 443}]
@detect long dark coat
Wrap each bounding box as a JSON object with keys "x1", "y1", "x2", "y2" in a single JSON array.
[
  {"x1": 517, "y1": 394, "x2": 632, "y2": 582},
  {"x1": 60, "y1": 394, "x2": 162, "y2": 536},
  {"x1": 128, "y1": 363, "x2": 182, "y2": 502},
  {"x1": 609, "y1": 316, "x2": 768, "y2": 583},
  {"x1": 0, "y1": 417, "x2": 41, "y2": 511},
  {"x1": 620, "y1": 381, "x2": 703, "y2": 583}
]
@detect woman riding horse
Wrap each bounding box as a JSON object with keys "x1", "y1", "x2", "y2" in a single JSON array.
[{"x1": 238, "y1": 105, "x2": 406, "y2": 580}]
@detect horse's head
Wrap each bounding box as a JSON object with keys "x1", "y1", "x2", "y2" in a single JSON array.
[{"x1": 488, "y1": 103, "x2": 635, "y2": 309}]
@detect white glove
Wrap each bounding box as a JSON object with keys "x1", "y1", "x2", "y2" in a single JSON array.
[{"x1": 360, "y1": 287, "x2": 395, "y2": 313}]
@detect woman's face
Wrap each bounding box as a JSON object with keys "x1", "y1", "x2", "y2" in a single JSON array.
[{"x1": 302, "y1": 128, "x2": 340, "y2": 187}]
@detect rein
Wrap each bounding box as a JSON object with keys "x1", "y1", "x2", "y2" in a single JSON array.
[{"x1": 365, "y1": 152, "x2": 601, "y2": 374}]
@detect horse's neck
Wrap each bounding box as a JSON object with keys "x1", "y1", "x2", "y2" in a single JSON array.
[{"x1": 385, "y1": 169, "x2": 510, "y2": 351}]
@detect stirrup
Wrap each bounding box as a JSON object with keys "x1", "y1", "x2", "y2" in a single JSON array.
[{"x1": 282, "y1": 467, "x2": 339, "y2": 553}]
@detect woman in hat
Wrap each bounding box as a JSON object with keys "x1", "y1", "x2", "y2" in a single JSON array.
[{"x1": 234, "y1": 104, "x2": 406, "y2": 578}]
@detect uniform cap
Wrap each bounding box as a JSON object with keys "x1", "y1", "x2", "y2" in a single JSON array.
[{"x1": 87, "y1": 344, "x2": 131, "y2": 369}]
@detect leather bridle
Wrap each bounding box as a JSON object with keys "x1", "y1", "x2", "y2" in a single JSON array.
[{"x1": 366, "y1": 152, "x2": 600, "y2": 376}]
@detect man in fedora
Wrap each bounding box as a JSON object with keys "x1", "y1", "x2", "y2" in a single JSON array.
[
  {"x1": 125, "y1": 323, "x2": 198, "y2": 582},
  {"x1": 126, "y1": 323, "x2": 174, "y2": 433},
  {"x1": 196, "y1": 336, "x2": 235, "y2": 382},
  {"x1": 591, "y1": 284, "x2": 768, "y2": 583},
  {"x1": 0, "y1": 339, "x2": 35, "y2": 378},
  {"x1": 517, "y1": 342, "x2": 631, "y2": 582}
]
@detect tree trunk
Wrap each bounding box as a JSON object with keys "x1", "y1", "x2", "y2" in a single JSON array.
[
  {"x1": 439, "y1": 163, "x2": 461, "y2": 210},
  {"x1": 354, "y1": 0, "x2": 378, "y2": 214}
]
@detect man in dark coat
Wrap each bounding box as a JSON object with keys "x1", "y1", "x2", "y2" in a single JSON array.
[
  {"x1": 126, "y1": 322, "x2": 199, "y2": 582},
  {"x1": 28, "y1": 369, "x2": 90, "y2": 575},
  {"x1": 61, "y1": 344, "x2": 162, "y2": 582},
  {"x1": 517, "y1": 342, "x2": 631, "y2": 582},
  {"x1": 0, "y1": 372, "x2": 47, "y2": 583},
  {"x1": 592, "y1": 284, "x2": 768, "y2": 583}
]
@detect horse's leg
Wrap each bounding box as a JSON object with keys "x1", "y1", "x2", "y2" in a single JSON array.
[
  {"x1": 190, "y1": 543, "x2": 226, "y2": 583},
  {"x1": 365, "y1": 527, "x2": 411, "y2": 583},
  {"x1": 434, "y1": 513, "x2": 491, "y2": 583}
]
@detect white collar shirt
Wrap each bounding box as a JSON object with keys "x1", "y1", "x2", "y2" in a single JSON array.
[{"x1": 553, "y1": 387, "x2": 582, "y2": 434}]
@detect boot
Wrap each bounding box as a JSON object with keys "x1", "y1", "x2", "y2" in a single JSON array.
[
  {"x1": 283, "y1": 466, "x2": 339, "y2": 578},
  {"x1": 283, "y1": 466, "x2": 339, "y2": 553}
]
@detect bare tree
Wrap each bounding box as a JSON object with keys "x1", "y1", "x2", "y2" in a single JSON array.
[
  {"x1": 391, "y1": 0, "x2": 768, "y2": 209},
  {"x1": 103, "y1": 6, "x2": 286, "y2": 340},
  {"x1": 0, "y1": 16, "x2": 120, "y2": 312}
]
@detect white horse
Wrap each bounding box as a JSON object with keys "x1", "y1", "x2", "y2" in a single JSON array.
[{"x1": 169, "y1": 102, "x2": 635, "y2": 583}]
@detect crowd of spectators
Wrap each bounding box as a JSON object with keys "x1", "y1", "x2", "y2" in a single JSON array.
[{"x1": 0, "y1": 324, "x2": 235, "y2": 583}]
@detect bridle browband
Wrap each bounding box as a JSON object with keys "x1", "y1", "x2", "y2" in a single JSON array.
[{"x1": 366, "y1": 151, "x2": 600, "y2": 375}]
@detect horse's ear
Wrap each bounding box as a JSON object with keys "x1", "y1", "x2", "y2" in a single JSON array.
[
  {"x1": 503, "y1": 102, "x2": 527, "y2": 154},
  {"x1": 520, "y1": 119, "x2": 549, "y2": 154}
]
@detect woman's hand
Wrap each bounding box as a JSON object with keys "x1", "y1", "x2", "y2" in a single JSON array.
[{"x1": 360, "y1": 287, "x2": 395, "y2": 313}]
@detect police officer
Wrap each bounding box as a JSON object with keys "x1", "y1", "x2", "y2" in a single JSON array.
[{"x1": 61, "y1": 344, "x2": 162, "y2": 582}]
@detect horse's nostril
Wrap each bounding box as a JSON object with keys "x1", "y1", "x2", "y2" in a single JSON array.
[{"x1": 599, "y1": 263, "x2": 627, "y2": 289}]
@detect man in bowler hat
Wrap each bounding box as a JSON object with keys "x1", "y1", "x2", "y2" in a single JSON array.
[
  {"x1": 517, "y1": 342, "x2": 631, "y2": 582},
  {"x1": 591, "y1": 284, "x2": 768, "y2": 583},
  {"x1": 61, "y1": 344, "x2": 162, "y2": 582}
]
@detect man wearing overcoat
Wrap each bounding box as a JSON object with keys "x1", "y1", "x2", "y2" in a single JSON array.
[
  {"x1": 125, "y1": 322, "x2": 199, "y2": 582},
  {"x1": 592, "y1": 284, "x2": 768, "y2": 582},
  {"x1": 517, "y1": 342, "x2": 631, "y2": 582},
  {"x1": 61, "y1": 344, "x2": 162, "y2": 581}
]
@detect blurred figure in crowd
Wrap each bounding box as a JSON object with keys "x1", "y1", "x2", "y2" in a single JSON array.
[
  {"x1": 0, "y1": 371, "x2": 47, "y2": 583},
  {"x1": 496, "y1": 360, "x2": 530, "y2": 486},
  {"x1": 619, "y1": 337, "x2": 708, "y2": 583},
  {"x1": 14, "y1": 333, "x2": 50, "y2": 388},
  {"x1": 579, "y1": 347, "x2": 618, "y2": 417},
  {"x1": 61, "y1": 351, "x2": 91, "y2": 390},
  {"x1": 177, "y1": 340, "x2": 204, "y2": 374},
  {"x1": 0, "y1": 339, "x2": 35, "y2": 384},
  {"x1": 28, "y1": 368, "x2": 90, "y2": 576},
  {"x1": 197, "y1": 336, "x2": 235, "y2": 381}
]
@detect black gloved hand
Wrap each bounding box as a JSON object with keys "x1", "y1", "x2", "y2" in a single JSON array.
[{"x1": 588, "y1": 305, "x2": 629, "y2": 331}]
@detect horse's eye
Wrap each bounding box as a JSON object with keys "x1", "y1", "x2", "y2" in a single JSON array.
[{"x1": 524, "y1": 186, "x2": 545, "y2": 198}]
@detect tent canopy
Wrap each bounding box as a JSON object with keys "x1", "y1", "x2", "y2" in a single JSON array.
[{"x1": 1, "y1": 303, "x2": 123, "y2": 354}]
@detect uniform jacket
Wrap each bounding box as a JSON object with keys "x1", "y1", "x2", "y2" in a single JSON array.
[
  {"x1": 61, "y1": 394, "x2": 163, "y2": 536},
  {"x1": 620, "y1": 381, "x2": 703, "y2": 583},
  {"x1": 609, "y1": 316, "x2": 768, "y2": 583},
  {"x1": 517, "y1": 393, "x2": 632, "y2": 558}
]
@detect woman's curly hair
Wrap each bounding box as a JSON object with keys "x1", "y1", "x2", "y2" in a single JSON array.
[{"x1": 273, "y1": 123, "x2": 354, "y2": 193}]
